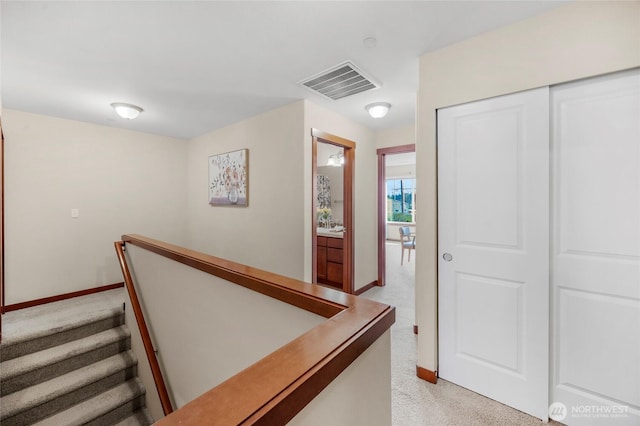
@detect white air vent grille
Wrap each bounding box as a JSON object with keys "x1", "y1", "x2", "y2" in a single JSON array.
[{"x1": 300, "y1": 61, "x2": 380, "y2": 100}]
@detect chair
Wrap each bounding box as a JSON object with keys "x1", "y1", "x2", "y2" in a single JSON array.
[{"x1": 399, "y1": 226, "x2": 416, "y2": 265}]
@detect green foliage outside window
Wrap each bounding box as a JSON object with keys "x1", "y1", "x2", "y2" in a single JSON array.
[{"x1": 392, "y1": 212, "x2": 413, "y2": 223}]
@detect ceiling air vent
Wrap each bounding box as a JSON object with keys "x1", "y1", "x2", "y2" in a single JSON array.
[{"x1": 299, "y1": 61, "x2": 380, "y2": 100}]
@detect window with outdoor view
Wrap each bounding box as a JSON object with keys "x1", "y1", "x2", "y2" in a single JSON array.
[{"x1": 386, "y1": 178, "x2": 416, "y2": 223}]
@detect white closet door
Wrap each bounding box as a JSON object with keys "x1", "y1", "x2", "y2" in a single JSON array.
[
  {"x1": 438, "y1": 87, "x2": 549, "y2": 420},
  {"x1": 551, "y1": 70, "x2": 640, "y2": 425}
]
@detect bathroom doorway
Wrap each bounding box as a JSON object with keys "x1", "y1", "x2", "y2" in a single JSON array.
[{"x1": 311, "y1": 129, "x2": 355, "y2": 293}]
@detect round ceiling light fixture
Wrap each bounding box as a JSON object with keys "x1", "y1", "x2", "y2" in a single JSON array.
[
  {"x1": 111, "y1": 102, "x2": 143, "y2": 120},
  {"x1": 363, "y1": 36, "x2": 377, "y2": 48},
  {"x1": 365, "y1": 102, "x2": 391, "y2": 119}
]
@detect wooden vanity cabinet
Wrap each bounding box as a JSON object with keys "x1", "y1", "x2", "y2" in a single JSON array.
[
  {"x1": 317, "y1": 237, "x2": 328, "y2": 280},
  {"x1": 316, "y1": 235, "x2": 343, "y2": 289}
]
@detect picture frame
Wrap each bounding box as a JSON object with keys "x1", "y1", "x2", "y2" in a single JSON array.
[{"x1": 208, "y1": 148, "x2": 248, "y2": 206}]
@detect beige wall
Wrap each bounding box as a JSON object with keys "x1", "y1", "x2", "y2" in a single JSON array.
[
  {"x1": 126, "y1": 244, "x2": 324, "y2": 409},
  {"x1": 2, "y1": 99, "x2": 379, "y2": 302},
  {"x1": 289, "y1": 330, "x2": 391, "y2": 426},
  {"x1": 375, "y1": 124, "x2": 414, "y2": 150},
  {"x1": 185, "y1": 101, "x2": 306, "y2": 279},
  {"x1": 303, "y1": 100, "x2": 377, "y2": 291},
  {"x1": 3, "y1": 110, "x2": 187, "y2": 304},
  {"x1": 416, "y1": 1, "x2": 640, "y2": 373},
  {"x1": 386, "y1": 164, "x2": 415, "y2": 179}
]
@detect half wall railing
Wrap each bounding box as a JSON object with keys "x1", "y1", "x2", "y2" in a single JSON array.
[
  {"x1": 114, "y1": 240, "x2": 174, "y2": 415},
  {"x1": 114, "y1": 234, "x2": 395, "y2": 425}
]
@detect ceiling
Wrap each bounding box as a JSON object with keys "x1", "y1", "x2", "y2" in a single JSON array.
[{"x1": 1, "y1": 1, "x2": 565, "y2": 140}]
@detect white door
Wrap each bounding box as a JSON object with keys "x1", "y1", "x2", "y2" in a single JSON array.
[
  {"x1": 550, "y1": 70, "x2": 640, "y2": 425},
  {"x1": 438, "y1": 88, "x2": 550, "y2": 420}
]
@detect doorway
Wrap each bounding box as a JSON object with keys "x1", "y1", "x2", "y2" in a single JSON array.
[
  {"x1": 376, "y1": 145, "x2": 416, "y2": 287},
  {"x1": 311, "y1": 129, "x2": 355, "y2": 293}
]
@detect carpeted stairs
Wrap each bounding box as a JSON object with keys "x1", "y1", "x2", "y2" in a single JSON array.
[{"x1": 0, "y1": 306, "x2": 154, "y2": 426}]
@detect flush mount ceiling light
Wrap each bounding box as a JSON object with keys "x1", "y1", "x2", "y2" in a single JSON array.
[
  {"x1": 365, "y1": 102, "x2": 391, "y2": 119},
  {"x1": 363, "y1": 36, "x2": 377, "y2": 49},
  {"x1": 111, "y1": 103, "x2": 143, "y2": 120}
]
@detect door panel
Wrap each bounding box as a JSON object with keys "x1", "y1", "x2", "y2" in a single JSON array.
[
  {"x1": 438, "y1": 87, "x2": 549, "y2": 420},
  {"x1": 455, "y1": 273, "x2": 523, "y2": 373},
  {"x1": 551, "y1": 70, "x2": 640, "y2": 425},
  {"x1": 455, "y1": 108, "x2": 523, "y2": 250}
]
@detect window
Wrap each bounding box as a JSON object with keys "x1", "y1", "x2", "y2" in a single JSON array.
[{"x1": 386, "y1": 178, "x2": 416, "y2": 223}]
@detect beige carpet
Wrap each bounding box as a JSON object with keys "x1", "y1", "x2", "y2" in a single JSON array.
[{"x1": 362, "y1": 242, "x2": 556, "y2": 426}]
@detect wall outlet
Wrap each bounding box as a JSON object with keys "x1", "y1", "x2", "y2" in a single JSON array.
[{"x1": 71, "y1": 209, "x2": 80, "y2": 218}]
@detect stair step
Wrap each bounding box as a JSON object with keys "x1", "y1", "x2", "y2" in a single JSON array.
[
  {"x1": 0, "y1": 307, "x2": 124, "y2": 361},
  {"x1": 1, "y1": 325, "x2": 131, "y2": 396},
  {"x1": 0, "y1": 350, "x2": 138, "y2": 426},
  {"x1": 31, "y1": 378, "x2": 148, "y2": 426}
]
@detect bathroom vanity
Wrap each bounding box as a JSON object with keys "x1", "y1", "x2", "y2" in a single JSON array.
[{"x1": 316, "y1": 230, "x2": 344, "y2": 289}]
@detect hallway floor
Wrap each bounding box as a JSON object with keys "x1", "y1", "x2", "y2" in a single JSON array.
[{"x1": 361, "y1": 241, "x2": 557, "y2": 426}]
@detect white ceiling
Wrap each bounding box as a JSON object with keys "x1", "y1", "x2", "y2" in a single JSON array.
[{"x1": 1, "y1": 1, "x2": 565, "y2": 139}]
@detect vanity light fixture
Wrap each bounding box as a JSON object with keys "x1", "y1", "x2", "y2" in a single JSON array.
[
  {"x1": 111, "y1": 102, "x2": 143, "y2": 120},
  {"x1": 365, "y1": 102, "x2": 391, "y2": 119},
  {"x1": 327, "y1": 152, "x2": 345, "y2": 167}
]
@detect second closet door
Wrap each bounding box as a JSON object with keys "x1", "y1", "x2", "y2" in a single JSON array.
[
  {"x1": 438, "y1": 87, "x2": 550, "y2": 420},
  {"x1": 550, "y1": 69, "x2": 640, "y2": 425}
]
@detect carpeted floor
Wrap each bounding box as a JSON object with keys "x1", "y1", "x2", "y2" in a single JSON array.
[
  {"x1": 1, "y1": 289, "x2": 126, "y2": 344},
  {"x1": 362, "y1": 242, "x2": 556, "y2": 426}
]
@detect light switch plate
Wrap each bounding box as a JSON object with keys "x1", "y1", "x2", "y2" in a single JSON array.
[{"x1": 71, "y1": 209, "x2": 80, "y2": 218}]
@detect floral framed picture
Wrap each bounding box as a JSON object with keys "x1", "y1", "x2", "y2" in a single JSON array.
[{"x1": 209, "y1": 149, "x2": 248, "y2": 206}]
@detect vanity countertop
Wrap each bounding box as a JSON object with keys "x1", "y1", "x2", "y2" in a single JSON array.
[{"x1": 317, "y1": 227, "x2": 344, "y2": 239}]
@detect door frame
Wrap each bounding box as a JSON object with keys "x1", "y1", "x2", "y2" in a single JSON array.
[
  {"x1": 376, "y1": 144, "x2": 416, "y2": 287},
  {"x1": 311, "y1": 129, "x2": 355, "y2": 293},
  {"x1": 1, "y1": 116, "x2": 4, "y2": 340}
]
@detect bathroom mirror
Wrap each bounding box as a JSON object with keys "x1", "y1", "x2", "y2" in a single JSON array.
[{"x1": 316, "y1": 143, "x2": 344, "y2": 229}]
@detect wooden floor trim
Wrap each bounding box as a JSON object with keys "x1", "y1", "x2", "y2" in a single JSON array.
[
  {"x1": 416, "y1": 365, "x2": 438, "y2": 384},
  {"x1": 1, "y1": 282, "x2": 124, "y2": 313},
  {"x1": 354, "y1": 280, "x2": 378, "y2": 295}
]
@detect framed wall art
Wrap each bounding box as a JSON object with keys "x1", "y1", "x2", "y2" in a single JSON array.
[{"x1": 209, "y1": 148, "x2": 248, "y2": 206}]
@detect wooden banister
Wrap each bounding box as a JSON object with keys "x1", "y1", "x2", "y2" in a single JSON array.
[
  {"x1": 118, "y1": 234, "x2": 395, "y2": 425},
  {"x1": 114, "y1": 241, "x2": 174, "y2": 416}
]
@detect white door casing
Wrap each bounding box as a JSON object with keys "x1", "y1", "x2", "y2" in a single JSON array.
[
  {"x1": 438, "y1": 87, "x2": 550, "y2": 420},
  {"x1": 550, "y1": 69, "x2": 640, "y2": 425}
]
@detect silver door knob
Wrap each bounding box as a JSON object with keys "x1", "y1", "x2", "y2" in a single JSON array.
[{"x1": 443, "y1": 253, "x2": 453, "y2": 262}]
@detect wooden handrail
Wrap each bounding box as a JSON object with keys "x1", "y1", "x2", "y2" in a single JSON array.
[
  {"x1": 119, "y1": 234, "x2": 395, "y2": 425},
  {"x1": 114, "y1": 241, "x2": 174, "y2": 416}
]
